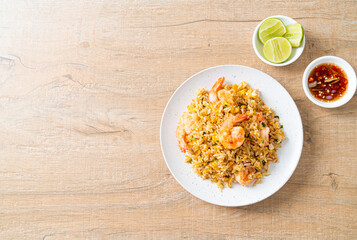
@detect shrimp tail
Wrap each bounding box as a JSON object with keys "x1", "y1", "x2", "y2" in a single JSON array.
[
  {"x1": 209, "y1": 77, "x2": 225, "y2": 103},
  {"x1": 212, "y1": 77, "x2": 225, "y2": 91}
]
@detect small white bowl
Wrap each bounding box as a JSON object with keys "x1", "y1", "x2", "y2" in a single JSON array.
[
  {"x1": 302, "y1": 56, "x2": 357, "y2": 108},
  {"x1": 252, "y1": 15, "x2": 305, "y2": 66}
]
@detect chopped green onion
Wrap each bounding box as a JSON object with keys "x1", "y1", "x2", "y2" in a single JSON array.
[
  {"x1": 223, "y1": 104, "x2": 227, "y2": 109},
  {"x1": 262, "y1": 160, "x2": 266, "y2": 166},
  {"x1": 280, "y1": 125, "x2": 283, "y2": 128},
  {"x1": 262, "y1": 122, "x2": 266, "y2": 127},
  {"x1": 261, "y1": 140, "x2": 264, "y2": 143},
  {"x1": 274, "y1": 115, "x2": 279, "y2": 119},
  {"x1": 190, "y1": 137, "x2": 195, "y2": 141},
  {"x1": 238, "y1": 102, "x2": 244, "y2": 106},
  {"x1": 246, "y1": 132, "x2": 250, "y2": 138},
  {"x1": 274, "y1": 138, "x2": 278, "y2": 142}
]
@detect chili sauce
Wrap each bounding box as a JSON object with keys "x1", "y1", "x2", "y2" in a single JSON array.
[{"x1": 308, "y1": 63, "x2": 348, "y2": 102}]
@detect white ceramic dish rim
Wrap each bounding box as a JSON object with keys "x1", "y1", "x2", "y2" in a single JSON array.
[
  {"x1": 160, "y1": 65, "x2": 304, "y2": 207},
  {"x1": 302, "y1": 56, "x2": 357, "y2": 108},
  {"x1": 252, "y1": 15, "x2": 305, "y2": 67}
]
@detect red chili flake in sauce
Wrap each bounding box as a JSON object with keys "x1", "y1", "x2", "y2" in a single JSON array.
[{"x1": 308, "y1": 63, "x2": 348, "y2": 102}]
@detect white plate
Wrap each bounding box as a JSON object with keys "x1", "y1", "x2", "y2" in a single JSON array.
[{"x1": 160, "y1": 65, "x2": 303, "y2": 206}]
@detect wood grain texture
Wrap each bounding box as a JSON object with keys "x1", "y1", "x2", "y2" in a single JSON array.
[{"x1": 0, "y1": 0, "x2": 356, "y2": 239}]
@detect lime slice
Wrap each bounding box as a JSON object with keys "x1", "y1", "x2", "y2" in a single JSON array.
[
  {"x1": 258, "y1": 18, "x2": 286, "y2": 44},
  {"x1": 263, "y1": 37, "x2": 292, "y2": 63},
  {"x1": 283, "y1": 23, "x2": 304, "y2": 47}
]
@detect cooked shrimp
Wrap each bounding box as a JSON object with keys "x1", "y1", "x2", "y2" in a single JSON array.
[
  {"x1": 176, "y1": 112, "x2": 198, "y2": 153},
  {"x1": 219, "y1": 114, "x2": 249, "y2": 149},
  {"x1": 236, "y1": 168, "x2": 256, "y2": 186},
  {"x1": 218, "y1": 89, "x2": 234, "y2": 105},
  {"x1": 209, "y1": 77, "x2": 225, "y2": 103},
  {"x1": 257, "y1": 112, "x2": 269, "y2": 146}
]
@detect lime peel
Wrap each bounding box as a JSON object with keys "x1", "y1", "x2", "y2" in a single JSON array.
[{"x1": 283, "y1": 23, "x2": 304, "y2": 47}]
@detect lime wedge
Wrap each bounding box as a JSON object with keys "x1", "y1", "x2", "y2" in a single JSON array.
[
  {"x1": 283, "y1": 23, "x2": 304, "y2": 47},
  {"x1": 258, "y1": 18, "x2": 286, "y2": 44},
  {"x1": 263, "y1": 37, "x2": 292, "y2": 63}
]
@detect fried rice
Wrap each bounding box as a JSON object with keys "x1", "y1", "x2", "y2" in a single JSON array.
[{"x1": 176, "y1": 78, "x2": 285, "y2": 189}]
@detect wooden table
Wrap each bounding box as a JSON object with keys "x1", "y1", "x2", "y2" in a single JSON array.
[{"x1": 0, "y1": 1, "x2": 356, "y2": 239}]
